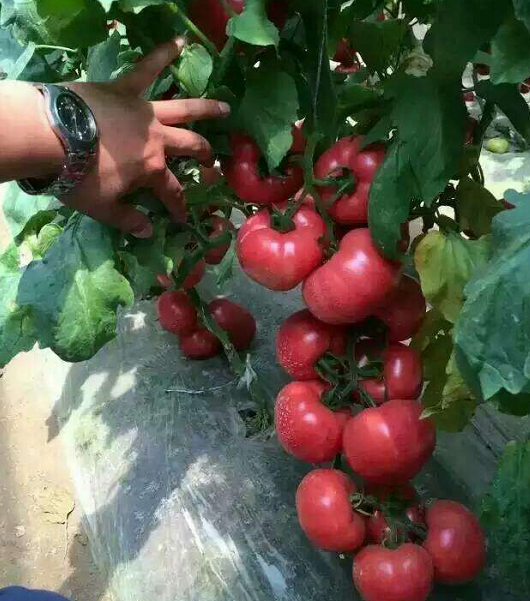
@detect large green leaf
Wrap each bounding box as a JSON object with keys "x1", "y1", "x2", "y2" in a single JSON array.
[
  {"x1": 17, "y1": 215, "x2": 133, "y2": 362},
  {"x1": 1, "y1": 0, "x2": 107, "y2": 48},
  {"x1": 481, "y1": 439, "x2": 530, "y2": 597},
  {"x1": 475, "y1": 80, "x2": 530, "y2": 143},
  {"x1": 490, "y1": 14, "x2": 530, "y2": 84},
  {"x1": 238, "y1": 63, "x2": 299, "y2": 171},
  {"x1": 456, "y1": 177, "x2": 504, "y2": 238},
  {"x1": 415, "y1": 230, "x2": 490, "y2": 324},
  {"x1": 178, "y1": 44, "x2": 213, "y2": 97},
  {"x1": 348, "y1": 19, "x2": 409, "y2": 75},
  {"x1": 226, "y1": 0, "x2": 279, "y2": 47},
  {"x1": 87, "y1": 29, "x2": 121, "y2": 81},
  {"x1": 0, "y1": 245, "x2": 37, "y2": 367},
  {"x1": 1, "y1": 182, "x2": 61, "y2": 242},
  {"x1": 455, "y1": 191, "x2": 530, "y2": 401},
  {"x1": 0, "y1": 24, "x2": 58, "y2": 81},
  {"x1": 513, "y1": 0, "x2": 530, "y2": 33}
]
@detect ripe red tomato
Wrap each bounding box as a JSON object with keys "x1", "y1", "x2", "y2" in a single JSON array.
[
  {"x1": 303, "y1": 228, "x2": 401, "y2": 325},
  {"x1": 423, "y1": 500, "x2": 486, "y2": 585},
  {"x1": 343, "y1": 399, "x2": 436, "y2": 484},
  {"x1": 274, "y1": 380, "x2": 349, "y2": 463},
  {"x1": 237, "y1": 206, "x2": 326, "y2": 291},
  {"x1": 157, "y1": 291, "x2": 197, "y2": 336},
  {"x1": 276, "y1": 309, "x2": 347, "y2": 380},
  {"x1": 182, "y1": 259, "x2": 206, "y2": 289},
  {"x1": 157, "y1": 273, "x2": 173, "y2": 289},
  {"x1": 290, "y1": 121, "x2": 306, "y2": 154},
  {"x1": 463, "y1": 90, "x2": 475, "y2": 102},
  {"x1": 204, "y1": 216, "x2": 235, "y2": 265},
  {"x1": 333, "y1": 38, "x2": 357, "y2": 67},
  {"x1": 179, "y1": 327, "x2": 221, "y2": 360},
  {"x1": 373, "y1": 276, "x2": 426, "y2": 342},
  {"x1": 315, "y1": 136, "x2": 385, "y2": 225},
  {"x1": 296, "y1": 469, "x2": 366, "y2": 552},
  {"x1": 208, "y1": 298, "x2": 256, "y2": 350},
  {"x1": 520, "y1": 82, "x2": 530, "y2": 94},
  {"x1": 356, "y1": 340, "x2": 423, "y2": 404},
  {"x1": 188, "y1": 0, "x2": 287, "y2": 51},
  {"x1": 223, "y1": 133, "x2": 304, "y2": 205},
  {"x1": 335, "y1": 63, "x2": 361, "y2": 74},
  {"x1": 474, "y1": 63, "x2": 490, "y2": 76},
  {"x1": 353, "y1": 543, "x2": 433, "y2": 601}
]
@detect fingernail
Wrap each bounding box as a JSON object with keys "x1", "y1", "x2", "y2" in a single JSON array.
[
  {"x1": 131, "y1": 222, "x2": 153, "y2": 239},
  {"x1": 218, "y1": 102, "x2": 231, "y2": 116}
]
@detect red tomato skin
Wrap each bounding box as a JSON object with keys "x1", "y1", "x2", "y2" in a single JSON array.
[
  {"x1": 333, "y1": 38, "x2": 357, "y2": 67},
  {"x1": 290, "y1": 121, "x2": 306, "y2": 154},
  {"x1": 353, "y1": 543, "x2": 433, "y2": 601},
  {"x1": 223, "y1": 133, "x2": 303, "y2": 206},
  {"x1": 182, "y1": 259, "x2": 206, "y2": 289},
  {"x1": 303, "y1": 228, "x2": 401, "y2": 325},
  {"x1": 296, "y1": 469, "x2": 366, "y2": 552},
  {"x1": 179, "y1": 327, "x2": 221, "y2": 360},
  {"x1": 208, "y1": 298, "x2": 256, "y2": 350},
  {"x1": 157, "y1": 274, "x2": 173, "y2": 289},
  {"x1": 475, "y1": 63, "x2": 490, "y2": 76},
  {"x1": 157, "y1": 291, "x2": 198, "y2": 336},
  {"x1": 205, "y1": 216, "x2": 235, "y2": 265},
  {"x1": 343, "y1": 399, "x2": 436, "y2": 484},
  {"x1": 374, "y1": 276, "x2": 426, "y2": 342},
  {"x1": 276, "y1": 309, "x2": 347, "y2": 380},
  {"x1": 237, "y1": 206, "x2": 326, "y2": 291},
  {"x1": 358, "y1": 342, "x2": 424, "y2": 404},
  {"x1": 274, "y1": 380, "x2": 348, "y2": 463},
  {"x1": 315, "y1": 136, "x2": 385, "y2": 225},
  {"x1": 423, "y1": 500, "x2": 486, "y2": 585}
]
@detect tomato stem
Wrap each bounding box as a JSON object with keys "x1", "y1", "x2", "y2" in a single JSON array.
[{"x1": 167, "y1": 2, "x2": 220, "y2": 57}]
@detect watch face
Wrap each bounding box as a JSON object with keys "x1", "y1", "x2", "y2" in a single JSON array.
[{"x1": 56, "y1": 93, "x2": 96, "y2": 142}]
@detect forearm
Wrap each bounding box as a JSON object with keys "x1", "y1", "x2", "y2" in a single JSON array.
[{"x1": 0, "y1": 81, "x2": 64, "y2": 184}]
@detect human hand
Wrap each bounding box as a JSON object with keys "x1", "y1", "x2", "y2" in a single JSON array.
[{"x1": 63, "y1": 38, "x2": 230, "y2": 238}]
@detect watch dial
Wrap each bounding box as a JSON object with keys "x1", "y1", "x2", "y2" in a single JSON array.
[{"x1": 56, "y1": 93, "x2": 95, "y2": 142}]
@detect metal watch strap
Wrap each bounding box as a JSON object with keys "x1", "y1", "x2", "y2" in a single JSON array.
[{"x1": 17, "y1": 84, "x2": 98, "y2": 197}]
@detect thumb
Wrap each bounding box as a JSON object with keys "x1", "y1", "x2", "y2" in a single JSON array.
[{"x1": 117, "y1": 37, "x2": 185, "y2": 96}]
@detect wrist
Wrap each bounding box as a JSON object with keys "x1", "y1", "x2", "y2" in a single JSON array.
[{"x1": 0, "y1": 81, "x2": 64, "y2": 183}]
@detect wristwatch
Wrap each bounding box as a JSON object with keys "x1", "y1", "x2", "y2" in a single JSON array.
[{"x1": 17, "y1": 83, "x2": 99, "y2": 197}]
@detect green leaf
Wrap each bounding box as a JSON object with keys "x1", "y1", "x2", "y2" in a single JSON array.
[
  {"x1": 475, "y1": 80, "x2": 530, "y2": 143},
  {"x1": 238, "y1": 64, "x2": 299, "y2": 171},
  {"x1": 368, "y1": 141, "x2": 418, "y2": 259},
  {"x1": 456, "y1": 177, "x2": 504, "y2": 238},
  {"x1": 455, "y1": 193, "x2": 530, "y2": 401},
  {"x1": 348, "y1": 19, "x2": 409, "y2": 74},
  {"x1": 0, "y1": 245, "x2": 37, "y2": 368},
  {"x1": 424, "y1": 0, "x2": 510, "y2": 80},
  {"x1": 513, "y1": 0, "x2": 530, "y2": 33},
  {"x1": 337, "y1": 82, "x2": 383, "y2": 120},
  {"x1": 16, "y1": 215, "x2": 133, "y2": 362},
  {"x1": 1, "y1": 182, "x2": 61, "y2": 241},
  {"x1": 411, "y1": 308, "x2": 453, "y2": 381},
  {"x1": 489, "y1": 14, "x2": 530, "y2": 84},
  {"x1": 401, "y1": 0, "x2": 436, "y2": 21},
  {"x1": 481, "y1": 439, "x2": 530, "y2": 597},
  {"x1": 34, "y1": 223, "x2": 63, "y2": 257},
  {"x1": 1, "y1": 0, "x2": 107, "y2": 48},
  {"x1": 178, "y1": 44, "x2": 213, "y2": 97},
  {"x1": 214, "y1": 240, "x2": 236, "y2": 288},
  {"x1": 87, "y1": 30, "x2": 121, "y2": 81},
  {"x1": 0, "y1": 28, "x2": 36, "y2": 79},
  {"x1": 117, "y1": 0, "x2": 165, "y2": 11},
  {"x1": 415, "y1": 230, "x2": 490, "y2": 323},
  {"x1": 226, "y1": 0, "x2": 279, "y2": 47}
]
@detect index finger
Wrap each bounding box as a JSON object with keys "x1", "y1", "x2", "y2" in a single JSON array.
[{"x1": 152, "y1": 98, "x2": 231, "y2": 125}]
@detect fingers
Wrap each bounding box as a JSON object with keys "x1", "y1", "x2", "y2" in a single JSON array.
[
  {"x1": 151, "y1": 168, "x2": 186, "y2": 222},
  {"x1": 153, "y1": 98, "x2": 231, "y2": 125},
  {"x1": 117, "y1": 37, "x2": 185, "y2": 96},
  {"x1": 163, "y1": 127, "x2": 213, "y2": 165}
]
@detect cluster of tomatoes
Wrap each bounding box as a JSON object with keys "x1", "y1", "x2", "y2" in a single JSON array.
[{"x1": 223, "y1": 130, "x2": 487, "y2": 601}]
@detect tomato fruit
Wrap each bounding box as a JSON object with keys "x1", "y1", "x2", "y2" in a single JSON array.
[
  {"x1": 296, "y1": 469, "x2": 366, "y2": 552},
  {"x1": 237, "y1": 205, "x2": 326, "y2": 291},
  {"x1": 474, "y1": 63, "x2": 490, "y2": 76},
  {"x1": 204, "y1": 216, "x2": 235, "y2": 265},
  {"x1": 157, "y1": 291, "x2": 197, "y2": 336},
  {"x1": 353, "y1": 543, "x2": 433, "y2": 601},
  {"x1": 156, "y1": 273, "x2": 173, "y2": 289},
  {"x1": 188, "y1": 0, "x2": 287, "y2": 51},
  {"x1": 274, "y1": 380, "x2": 349, "y2": 463},
  {"x1": 373, "y1": 276, "x2": 426, "y2": 342},
  {"x1": 463, "y1": 90, "x2": 475, "y2": 102},
  {"x1": 423, "y1": 500, "x2": 486, "y2": 585},
  {"x1": 303, "y1": 228, "x2": 401, "y2": 325},
  {"x1": 333, "y1": 38, "x2": 357, "y2": 67},
  {"x1": 223, "y1": 133, "x2": 304, "y2": 206},
  {"x1": 208, "y1": 298, "x2": 256, "y2": 350},
  {"x1": 343, "y1": 399, "x2": 436, "y2": 484},
  {"x1": 276, "y1": 309, "x2": 347, "y2": 380},
  {"x1": 356, "y1": 340, "x2": 423, "y2": 404},
  {"x1": 315, "y1": 136, "x2": 385, "y2": 225},
  {"x1": 179, "y1": 327, "x2": 221, "y2": 360},
  {"x1": 182, "y1": 259, "x2": 206, "y2": 289}
]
